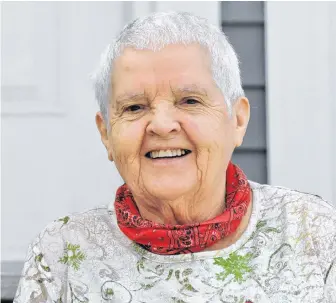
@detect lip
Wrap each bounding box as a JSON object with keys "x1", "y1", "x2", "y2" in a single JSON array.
[
  {"x1": 144, "y1": 147, "x2": 192, "y2": 157},
  {"x1": 145, "y1": 151, "x2": 192, "y2": 166},
  {"x1": 145, "y1": 148, "x2": 192, "y2": 160}
]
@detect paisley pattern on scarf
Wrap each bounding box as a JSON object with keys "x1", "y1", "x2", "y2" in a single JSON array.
[{"x1": 115, "y1": 162, "x2": 251, "y2": 255}]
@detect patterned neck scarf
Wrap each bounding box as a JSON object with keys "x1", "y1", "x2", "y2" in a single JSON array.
[{"x1": 115, "y1": 161, "x2": 251, "y2": 255}]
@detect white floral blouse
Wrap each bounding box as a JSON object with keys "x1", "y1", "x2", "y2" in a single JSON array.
[{"x1": 14, "y1": 181, "x2": 336, "y2": 303}]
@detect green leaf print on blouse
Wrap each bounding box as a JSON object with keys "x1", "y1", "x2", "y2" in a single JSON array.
[
  {"x1": 58, "y1": 216, "x2": 70, "y2": 224},
  {"x1": 35, "y1": 253, "x2": 51, "y2": 272},
  {"x1": 135, "y1": 257, "x2": 198, "y2": 296},
  {"x1": 255, "y1": 220, "x2": 281, "y2": 235},
  {"x1": 214, "y1": 252, "x2": 254, "y2": 283},
  {"x1": 103, "y1": 287, "x2": 114, "y2": 298},
  {"x1": 56, "y1": 216, "x2": 70, "y2": 228},
  {"x1": 58, "y1": 242, "x2": 86, "y2": 271},
  {"x1": 175, "y1": 268, "x2": 198, "y2": 293}
]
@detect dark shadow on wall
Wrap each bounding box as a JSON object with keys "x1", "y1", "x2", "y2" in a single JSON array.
[{"x1": 222, "y1": 1, "x2": 268, "y2": 184}]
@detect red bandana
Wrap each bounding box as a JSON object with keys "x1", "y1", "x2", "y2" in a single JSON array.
[{"x1": 115, "y1": 161, "x2": 251, "y2": 255}]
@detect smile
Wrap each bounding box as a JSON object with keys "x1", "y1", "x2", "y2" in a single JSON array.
[{"x1": 145, "y1": 149, "x2": 192, "y2": 159}]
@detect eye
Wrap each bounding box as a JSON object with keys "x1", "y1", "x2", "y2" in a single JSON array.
[
  {"x1": 125, "y1": 104, "x2": 144, "y2": 112},
  {"x1": 182, "y1": 98, "x2": 200, "y2": 105}
]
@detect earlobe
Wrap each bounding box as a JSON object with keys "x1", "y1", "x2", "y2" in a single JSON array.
[
  {"x1": 236, "y1": 97, "x2": 250, "y2": 127},
  {"x1": 95, "y1": 112, "x2": 114, "y2": 162},
  {"x1": 108, "y1": 151, "x2": 114, "y2": 162},
  {"x1": 234, "y1": 97, "x2": 250, "y2": 147},
  {"x1": 95, "y1": 112, "x2": 108, "y2": 142}
]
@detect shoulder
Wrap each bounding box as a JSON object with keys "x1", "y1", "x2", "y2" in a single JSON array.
[
  {"x1": 16, "y1": 206, "x2": 118, "y2": 301},
  {"x1": 250, "y1": 181, "x2": 336, "y2": 267},
  {"x1": 27, "y1": 205, "x2": 113, "y2": 260},
  {"x1": 250, "y1": 180, "x2": 336, "y2": 217}
]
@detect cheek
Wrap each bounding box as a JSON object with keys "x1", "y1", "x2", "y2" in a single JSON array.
[
  {"x1": 110, "y1": 119, "x2": 146, "y2": 158},
  {"x1": 183, "y1": 114, "x2": 234, "y2": 151}
]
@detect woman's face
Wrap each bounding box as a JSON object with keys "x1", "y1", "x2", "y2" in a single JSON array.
[{"x1": 96, "y1": 44, "x2": 249, "y2": 201}]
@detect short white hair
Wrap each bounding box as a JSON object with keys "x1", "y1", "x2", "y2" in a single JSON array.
[{"x1": 91, "y1": 11, "x2": 245, "y2": 123}]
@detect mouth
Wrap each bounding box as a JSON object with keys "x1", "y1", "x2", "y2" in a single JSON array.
[{"x1": 145, "y1": 149, "x2": 192, "y2": 159}]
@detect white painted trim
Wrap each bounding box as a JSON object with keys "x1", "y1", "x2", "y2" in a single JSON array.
[{"x1": 265, "y1": 2, "x2": 336, "y2": 204}]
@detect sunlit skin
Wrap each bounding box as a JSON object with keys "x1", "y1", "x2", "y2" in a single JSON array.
[{"x1": 96, "y1": 43, "x2": 252, "y2": 250}]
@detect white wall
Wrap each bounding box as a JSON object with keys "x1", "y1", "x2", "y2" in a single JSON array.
[
  {"x1": 1, "y1": 2, "x2": 126, "y2": 262},
  {"x1": 1, "y1": 1, "x2": 220, "y2": 263},
  {"x1": 266, "y1": 2, "x2": 336, "y2": 204}
]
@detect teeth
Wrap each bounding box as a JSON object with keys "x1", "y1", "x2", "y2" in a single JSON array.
[{"x1": 149, "y1": 149, "x2": 188, "y2": 159}]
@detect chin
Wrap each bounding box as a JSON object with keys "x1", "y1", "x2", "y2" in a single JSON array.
[{"x1": 146, "y1": 179, "x2": 196, "y2": 200}]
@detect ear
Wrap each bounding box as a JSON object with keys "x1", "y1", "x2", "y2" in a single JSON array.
[
  {"x1": 233, "y1": 97, "x2": 250, "y2": 148},
  {"x1": 95, "y1": 112, "x2": 114, "y2": 162}
]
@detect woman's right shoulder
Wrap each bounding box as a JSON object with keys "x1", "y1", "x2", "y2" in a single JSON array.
[{"x1": 31, "y1": 205, "x2": 119, "y2": 252}]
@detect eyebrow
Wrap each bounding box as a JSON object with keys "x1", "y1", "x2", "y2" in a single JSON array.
[
  {"x1": 171, "y1": 84, "x2": 209, "y2": 97},
  {"x1": 115, "y1": 92, "x2": 146, "y2": 105},
  {"x1": 115, "y1": 84, "x2": 209, "y2": 105}
]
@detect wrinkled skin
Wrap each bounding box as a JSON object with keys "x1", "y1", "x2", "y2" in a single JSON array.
[{"x1": 96, "y1": 43, "x2": 250, "y2": 230}]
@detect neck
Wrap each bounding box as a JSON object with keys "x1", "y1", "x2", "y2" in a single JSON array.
[
  {"x1": 204, "y1": 192, "x2": 253, "y2": 251},
  {"x1": 133, "y1": 187, "x2": 253, "y2": 251},
  {"x1": 133, "y1": 179, "x2": 227, "y2": 225}
]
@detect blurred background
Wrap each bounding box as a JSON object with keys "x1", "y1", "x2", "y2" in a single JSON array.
[{"x1": 1, "y1": 1, "x2": 336, "y2": 301}]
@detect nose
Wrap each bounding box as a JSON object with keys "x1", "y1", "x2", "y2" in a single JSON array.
[{"x1": 146, "y1": 103, "x2": 181, "y2": 137}]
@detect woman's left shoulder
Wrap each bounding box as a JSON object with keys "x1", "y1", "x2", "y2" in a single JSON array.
[{"x1": 250, "y1": 180, "x2": 336, "y2": 215}]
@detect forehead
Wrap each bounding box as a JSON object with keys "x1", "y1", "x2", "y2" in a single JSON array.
[{"x1": 110, "y1": 44, "x2": 215, "y2": 98}]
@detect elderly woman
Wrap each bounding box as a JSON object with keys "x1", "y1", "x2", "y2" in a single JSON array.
[{"x1": 15, "y1": 12, "x2": 336, "y2": 303}]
